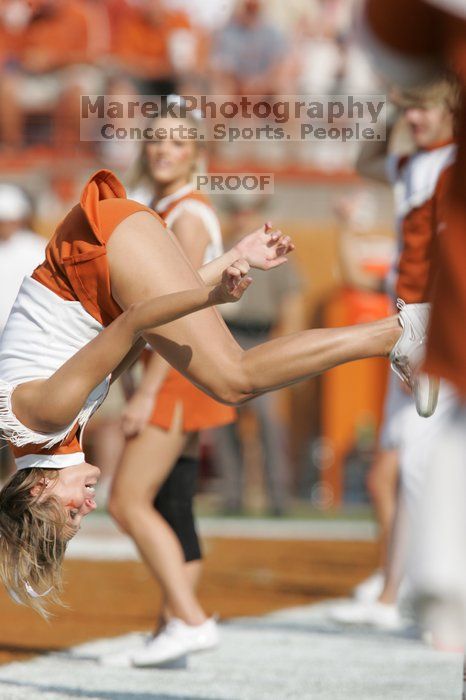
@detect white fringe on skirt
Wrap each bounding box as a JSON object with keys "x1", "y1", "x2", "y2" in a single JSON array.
[
  {"x1": 0, "y1": 379, "x2": 97, "y2": 450},
  {"x1": 0, "y1": 376, "x2": 110, "y2": 450}
]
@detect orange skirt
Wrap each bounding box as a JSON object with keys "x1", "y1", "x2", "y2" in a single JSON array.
[{"x1": 144, "y1": 355, "x2": 236, "y2": 432}]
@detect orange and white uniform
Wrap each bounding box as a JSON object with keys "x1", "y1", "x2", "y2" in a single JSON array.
[
  {"x1": 135, "y1": 184, "x2": 236, "y2": 432},
  {"x1": 388, "y1": 141, "x2": 456, "y2": 304},
  {"x1": 361, "y1": 0, "x2": 466, "y2": 395},
  {"x1": 380, "y1": 141, "x2": 456, "y2": 451},
  {"x1": 380, "y1": 146, "x2": 457, "y2": 515},
  {"x1": 0, "y1": 170, "x2": 164, "y2": 470}
]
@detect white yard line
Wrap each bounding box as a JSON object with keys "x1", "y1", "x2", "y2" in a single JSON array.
[{"x1": 67, "y1": 516, "x2": 377, "y2": 561}]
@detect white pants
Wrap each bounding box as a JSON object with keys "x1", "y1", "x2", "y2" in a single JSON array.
[
  {"x1": 407, "y1": 400, "x2": 466, "y2": 644},
  {"x1": 398, "y1": 382, "x2": 458, "y2": 516}
]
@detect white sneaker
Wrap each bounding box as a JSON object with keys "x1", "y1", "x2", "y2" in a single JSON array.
[
  {"x1": 390, "y1": 300, "x2": 438, "y2": 417},
  {"x1": 131, "y1": 618, "x2": 219, "y2": 667},
  {"x1": 353, "y1": 570, "x2": 385, "y2": 603},
  {"x1": 329, "y1": 601, "x2": 405, "y2": 630}
]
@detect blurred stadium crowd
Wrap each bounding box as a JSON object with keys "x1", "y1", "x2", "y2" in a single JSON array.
[{"x1": 0, "y1": 0, "x2": 378, "y2": 165}]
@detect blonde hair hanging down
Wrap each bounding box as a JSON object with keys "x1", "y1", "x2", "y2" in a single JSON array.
[{"x1": 0, "y1": 468, "x2": 77, "y2": 617}]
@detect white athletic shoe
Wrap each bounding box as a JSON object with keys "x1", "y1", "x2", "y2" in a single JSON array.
[
  {"x1": 131, "y1": 617, "x2": 219, "y2": 668},
  {"x1": 329, "y1": 601, "x2": 405, "y2": 630},
  {"x1": 389, "y1": 300, "x2": 438, "y2": 417},
  {"x1": 353, "y1": 570, "x2": 385, "y2": 603}
]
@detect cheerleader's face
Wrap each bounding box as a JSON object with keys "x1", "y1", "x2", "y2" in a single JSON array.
[
  {"x1": 37, "y1": 462, "x2": 101, "y2": 528},
  {"x1": 145, "y1": 118, "x2": 199, "y2": 186}
]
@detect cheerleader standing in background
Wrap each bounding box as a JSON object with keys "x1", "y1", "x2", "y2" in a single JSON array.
[{"x1": 103, "y1": 105, "x2": 237, "y2": 667}]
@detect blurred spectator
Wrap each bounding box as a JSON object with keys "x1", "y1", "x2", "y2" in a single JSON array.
[
  {"x1": 109, "y1": 0, "x2": 205, "y2": 95},
  {"x1": 35, "y1": 171, "x2": 81, "y2": 233},
  {"x1": 0, "y1": 0, "x2": 27, "y2": 68},
  {"x1": 338, "y1": 40, "x2": 379, "y2": 94},
  {"x1": 0, "y1": 182, "x2": 45, "y2": 333},
  {"x1": 269, "y1": 0, "x2": 378, "y2": 96},
  {"x1": 212, "y1": 198, "x2": 306, "y2": 515},
  {"x1": 292, "y1": 0, "x2": 351, "y2": 94},
  {"x1": 0, "y1": 182, "x2": 45, "y2": 480},
  {"x1": 164, "y1": 0, "x2": 236, "y2": 31},
  {"x1": 267, "y1": 0, "x2": 320, "y2": 36},
  {"x1": 334, "y1": 190, "x2": 394, "y2": 293},
  {"x1": 0, "y1": 0, "x2": 109, "y2": 148},
  {"x1": 210, "y1": 0, "x2": 291, "y2": 96}
]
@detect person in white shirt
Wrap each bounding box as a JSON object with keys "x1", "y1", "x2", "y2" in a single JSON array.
[
  {"x1": 0, "y1": 183, "x2": 46, "y2": 480},
  {"x1": 0, "y1": 183, "x2": 46, "y2": 335}
]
